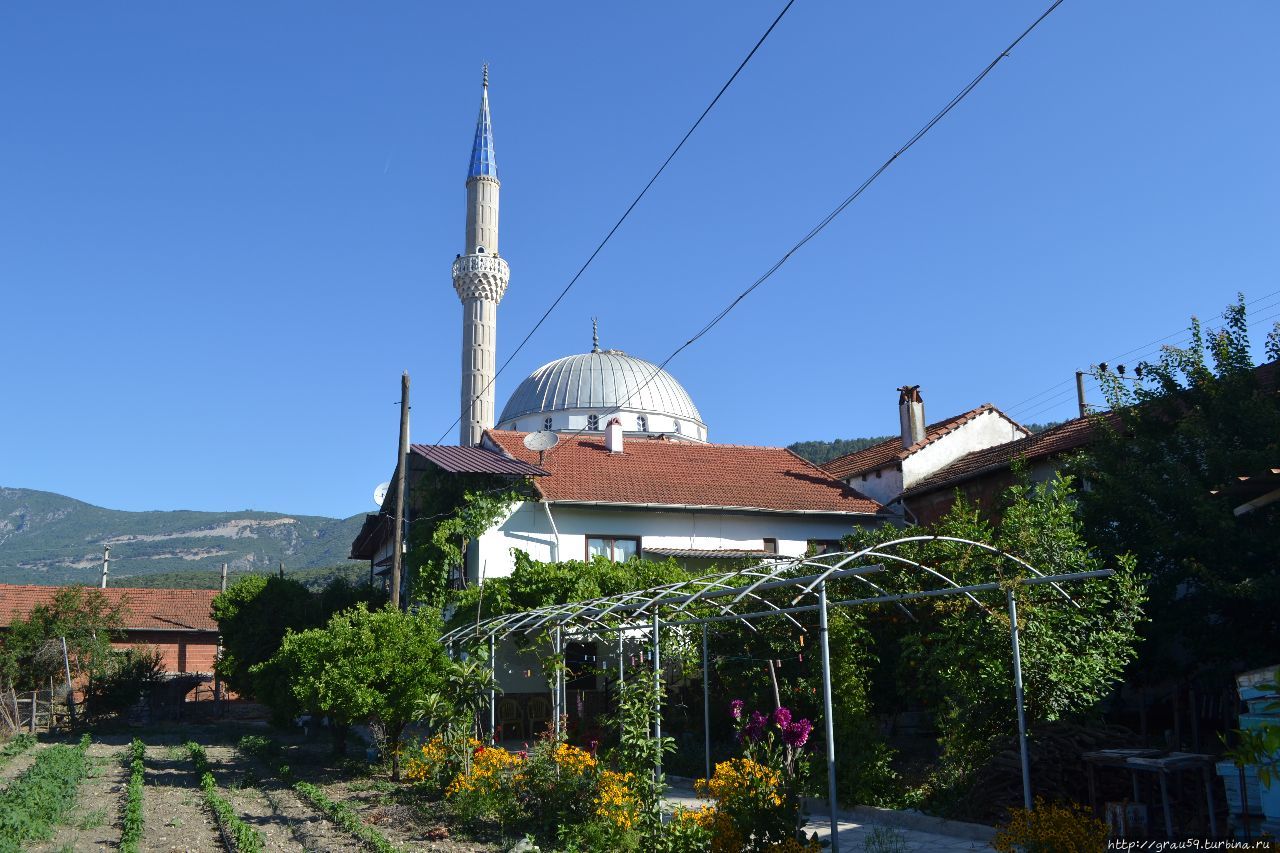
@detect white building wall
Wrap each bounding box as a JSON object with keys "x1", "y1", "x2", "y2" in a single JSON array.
[
  {"x1": 844, "y1": 467, "x2": 904, "y2": 505},
  {"x1": 473, "y1": 501, "x2": 869, "y2": 579},
  {"x1": 903, "y1": 410, "x2": 1026, "y2": 490}
]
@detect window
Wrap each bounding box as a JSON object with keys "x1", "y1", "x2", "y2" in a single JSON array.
[
  {"x1": 543, "y1": 416, "x2": 553, "y2": 431},
  {"x1": 763, "y1": 538, "x2": 778, "y2": 554},
  {"x1": 673, "y1": 420, "x2": 682, "y2": 435},
  {"x1": 636, "y1": 415, "x2": 648, "y2": 432},
  {"x1": 587, "y1": 535, "x2": 639, "y2": 562},
  {"x1": 587, "y1": 414, "x2": 600, "y2": 431},
  {"x1": 808, "y1": 539, "x2": 841, "y2": 556}
]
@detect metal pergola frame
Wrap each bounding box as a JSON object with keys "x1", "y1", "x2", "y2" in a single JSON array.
[{"x1": 442, "y1": 536, "x2": 1113, "y2": 851}]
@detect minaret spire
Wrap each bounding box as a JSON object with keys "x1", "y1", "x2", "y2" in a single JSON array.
[{"x1": 454, "y1": 67, "x2": 510, "y2": 445}]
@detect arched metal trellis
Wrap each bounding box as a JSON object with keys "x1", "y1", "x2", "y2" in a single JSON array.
[{"x1": 442, "y1": 537, "x2": 1113, "y2": 851}]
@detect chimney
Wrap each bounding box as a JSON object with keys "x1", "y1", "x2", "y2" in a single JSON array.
[
  {"x1": 605, "y1": 417, "x2": 624, "y2": 453},
  {"x1": 898, "y1": 385, "x2": 925, "y2": 448}
]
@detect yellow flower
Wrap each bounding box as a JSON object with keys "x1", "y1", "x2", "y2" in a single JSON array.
[{"x1": 594, "y1": 769, "x2": 640, "y2": 831}]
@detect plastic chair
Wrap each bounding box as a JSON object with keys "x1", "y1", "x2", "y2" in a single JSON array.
[{"x1": 498, "y1": 698, "x2": 524, "y2": 742}]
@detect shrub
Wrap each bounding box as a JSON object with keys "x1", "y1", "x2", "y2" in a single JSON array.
[
  {"x1": 120, "y1": 738, "x2": 146, "y2": 853},
  {"x1": 186, "y1": 741, "x2": 264, "y2": 853},
  {"x1": 0, "y1": 734, "x2": 92, "y2": 851},
  {"x1": 446, "y1": 741, "x2": 524, "y2": 830},
  {"x1": 992, "y1": 798, "x2": 1109, "y2": 853}
]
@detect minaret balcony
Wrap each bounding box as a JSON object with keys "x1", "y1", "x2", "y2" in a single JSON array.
[
  {"x1": 453, "y1": 252, "x2": 511, "y2": 303},
  {"x1": 453, "y1": 253, "x2": 509, "y2": 280}
]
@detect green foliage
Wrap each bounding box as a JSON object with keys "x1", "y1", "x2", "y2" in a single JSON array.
[
  {"x1": 212, "y1": 574, "x2": 385, "y2": 704},
  {"x1": 0, "y1": 733, "x2": 36, "y2": 770},
  {"x1": 604, "y1": 676, "x2": 674, "y2": 841},
  {"x1": 119, "y1": 739, "x2": 145, "y2": 853},
  {"x1": 293, "y1": 780, "x2": 397, "y2": 853},
  {"x1": 786, "y1": 436, "x2": 894, "y2": 466},
  {"x1": 115, "y1": 562, "x2": 371, "y2": 591},
  {"x1": 85, "y1": 645, "x2": 165, "y2": 720},
  {"x1": 0, "y1": 585, "x2": 124, "y2": 691},
  {"x1": 185, "y1": 741, "x2": 265, "y2": 853},
  {"x1": 0, "y1": 486, "x2": 366, "y2": 586},
  {"x1": 1074, "y1": 295, "x2": 1280, "y2": 679},
  {"x1": 451, "y1": 551, "x2": 692, "y2": 626},
  {"x1": 262, "y1": 604, "x2": 450, "y2": 780},
  {"x1": 863, "y1": 826, "x2": 909, "y2": 853},
  {"x1": 406, "y1": 479, "x2": 526, "y2": 606},
  {"x1": 0, "y1": 734, "x2": 92, "y2": 852},
  {"x1": 843, "y1": 474, "x2": 1146, "y2": 786},
  {"x1": 236, "y1": 734, "x2": 396, "y2": 853},
  {"x1": 1223, "y1": 680, "x2": 1280, "y2": 790}
]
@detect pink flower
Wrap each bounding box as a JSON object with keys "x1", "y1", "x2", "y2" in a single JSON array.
[
  {"x1": 772, "y1": 707, "x2": 792, "y2": 730},
  {"x1": 745, "y1": 710, "x2": 768, "y2": 743},
  {"x1": 729, "y1": 699, "x2": 745, "y2": 720},
  {"x1": 782, "y1": 719, "x2": 813, "y2": 749}
]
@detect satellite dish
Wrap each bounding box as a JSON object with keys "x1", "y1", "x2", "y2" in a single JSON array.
[
  {"x1": 523, "y1": 430, "x2": 559, "y2": 453},
  {"x1": 373, "y1": 482, "x2": 390, "y2": 507}
]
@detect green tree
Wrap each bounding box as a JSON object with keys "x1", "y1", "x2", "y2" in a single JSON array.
[
  {"x1": 211, "y1": 574, "x2": 385, "y2": 704},
  {"x1": 842, "y1": 474, "x2": 1146, "y2": 781},
  {"x1": 0, "y1": 586, "x2": 125, "y2": 691},
  {"x1": 1073, "y1": 296, "x2": 1280, "y2": 681},
  {"x1": 265, "y1": 604, "x2": 450, "y2": 780}
]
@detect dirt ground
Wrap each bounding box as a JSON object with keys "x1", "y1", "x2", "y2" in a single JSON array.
[{"x1": 1, "y1": 723, "x2": 507, "y2": 852}]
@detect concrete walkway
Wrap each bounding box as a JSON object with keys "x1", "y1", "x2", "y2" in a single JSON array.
[{"x1": 663, "y1": 781, "x2": 993, "y2": 852}]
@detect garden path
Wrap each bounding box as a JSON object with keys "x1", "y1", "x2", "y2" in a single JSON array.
[
  {"x1": 137, "y1": 742, "x2": 224, "y2": 853},
  {"x1": 663, "y1": 782, "x2": 991, "y2": 853}
]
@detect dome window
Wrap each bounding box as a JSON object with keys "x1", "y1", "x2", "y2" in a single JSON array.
[
  {"x1": 587, "y1": 414, "x2": 600, "y2": 431},
  {"x1": 543, "y1": 417, "x2": 553, "y2": 431},
  {"x1": 673, "y1": 421, "x2": 682, "y2": 435},
  {"x1": 636, "y1": 415, "x2": 648, "y2": 432}
]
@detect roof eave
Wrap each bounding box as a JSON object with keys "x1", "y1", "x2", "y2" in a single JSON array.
[{"x1": 543, "y1": 499, "x2": 879, "y2": 518}]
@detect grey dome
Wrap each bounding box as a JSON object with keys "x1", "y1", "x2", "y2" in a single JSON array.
[{"x1": 498, "y1": 350, "x2": 704, "y2": 426}]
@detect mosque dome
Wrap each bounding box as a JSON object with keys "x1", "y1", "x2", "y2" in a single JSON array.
[{"x1": 496, "y1": 347, "x2": 707, "y2": 442}]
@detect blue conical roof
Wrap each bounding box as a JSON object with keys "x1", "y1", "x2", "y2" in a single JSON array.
[{"x1": 468, "y1": 68, "x2": 497, "y2": 180}]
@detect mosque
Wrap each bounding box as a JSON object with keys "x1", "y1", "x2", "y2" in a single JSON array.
[{"x1": 453, "y1": 68, "x2": 708, "y2": 447}]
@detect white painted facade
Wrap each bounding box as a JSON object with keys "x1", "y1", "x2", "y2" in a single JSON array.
[
  {"x1": 466, "y1": 500, "x2": 868, "y2": 581},
  {"x1": 842, "y1": 408, "x2": 1028, "y2": 505}
]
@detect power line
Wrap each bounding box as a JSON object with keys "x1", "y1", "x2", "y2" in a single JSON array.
[
  {"x1": 536, "y1": 0, "x2": 1070, "y2": 462},
  {"x1": 430, "y1": 0, "x2": 799, "y2": 446}
]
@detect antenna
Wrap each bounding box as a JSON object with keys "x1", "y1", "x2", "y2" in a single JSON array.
[{"x1": 523, "y1": 429, "x2": 559, "y2": 466}]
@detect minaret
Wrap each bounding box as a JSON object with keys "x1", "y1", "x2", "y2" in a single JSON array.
[{"x1": 454, "y1": 65, "x2": 510, "y2": 446}]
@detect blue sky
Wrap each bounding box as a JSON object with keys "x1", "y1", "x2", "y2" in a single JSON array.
[{"x1": 2, "y1": 2, "x2": 1277, "y2": 519}]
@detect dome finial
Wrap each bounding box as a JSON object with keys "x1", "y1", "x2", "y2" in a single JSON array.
[{"x1": 591, "y1": 317, "x2": 601, "y2": 353}]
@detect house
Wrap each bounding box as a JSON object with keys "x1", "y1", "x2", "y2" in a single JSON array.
[
  {"x1": 819, "y1": 386, "x2": 1029, "y2": 518},
  {"x1": 0, "y1": 585, "x2": 220, "y2": 675},
  {"x1": 898, "y1": 415, "x2": 1100, "y2": 524},
  {"x1": 351, "y1": 425, "x2": 882, "y2": 584}
]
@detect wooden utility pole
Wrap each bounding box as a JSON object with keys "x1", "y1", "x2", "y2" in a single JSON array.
[
  {"x1": 99, "y1": 545, "x2": 110, "y2": 589},
  {"x1": 215, "y1": 562, "x2": 227, "y2": 714},
  {"x1": 391, "y1": 371, "x2": 410, "y2": 610},
  {"x1": 1075, "y1": 370, "x2": 1088, "y2": 418}
]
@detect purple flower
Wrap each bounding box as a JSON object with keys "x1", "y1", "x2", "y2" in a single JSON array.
[
  {"x1": 745, "y1": 710, "x2": 768, "y2": 743},
  {"x1": 782, "y1": 719, "x2": 813, "y2": 749},
  {"x1": 729, "y1": 699, "x2": 745, "y2": 720},
  {"x1": 772, "y1": 707, "x2": 792, "y2": 730}
]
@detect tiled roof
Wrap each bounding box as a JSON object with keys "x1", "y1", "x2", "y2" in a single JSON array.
[
  {"x1": 0, "y1": 585, "x2": 218, "y2": 632},
  {"x1": 900, "y1": 415, "x2": 1104, "y2": 498},
  {"x1": 410, "y1": 444, "x2": 548, "y2": 477},
  {"x1": 820, "y1": 405, "x2": 1023, "y2": 480},
  {"x1": 485, "y1": 431, "x2": 880, "y2": 515}
]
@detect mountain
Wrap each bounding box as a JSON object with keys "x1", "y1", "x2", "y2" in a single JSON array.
[{"x1": 0, "y1": 487, "x2": 366, "y2": 587}]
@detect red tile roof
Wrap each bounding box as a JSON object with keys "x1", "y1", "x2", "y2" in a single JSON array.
[
  {"x1": 485, "y1": 431, "x2": 880, "y2": 515},
  {"x1": 820, "y1": 404, "x2": 1026, "y2": 480},
  {"x1": 899, "y1": 415, "x2": 1107, "y2": 498},
  {"x1": 0, "y1": 585, "x2": 218, "y2": 632}
]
